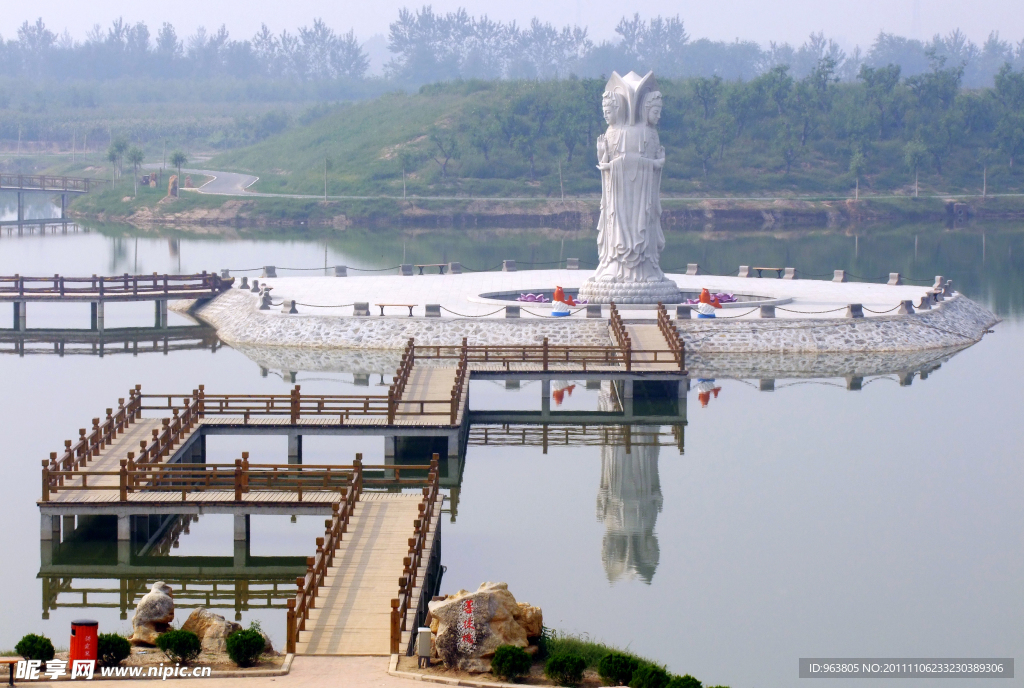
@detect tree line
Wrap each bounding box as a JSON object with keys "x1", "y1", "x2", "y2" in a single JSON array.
[
  {"x1": 380, "y1": 57, "x2": 1024, "y2": 197},
  {"x1": 3, "y1": 10, "x2": 1024, "y2": 89}
]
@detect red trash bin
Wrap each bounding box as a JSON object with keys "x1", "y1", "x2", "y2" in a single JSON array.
[{"x1": 70, "y1": 620, "x2": 99, "y2": 663}]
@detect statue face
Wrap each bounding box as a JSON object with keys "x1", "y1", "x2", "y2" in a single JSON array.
[
  {"x1": 648, "y1": 104, "x2": 662, "y2": 125},
  {"x1": 601, "y1": 94, "x2": 615, "y2": 125}
]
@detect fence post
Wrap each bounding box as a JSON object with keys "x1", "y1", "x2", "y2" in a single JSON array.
[
  {"x1": 286, "y1": 599, "x2": 296, "y2": 653},
  {"x1": 290, "y1": 385, "x2": 300, "y2": 423},
  {"x1": 119, "y1": 460, "x2": 128, "y2": 501},
  {"x1": 542, "y1": 337, "x2": 549, "y2": 371},
  {"x1": 41, "y1": 460, "x2": 50, "y2": 502},
  {"x1": 234, "y1": 459, "x2": 243, "y2": 501},
  {"x1": 390, "y1": 598, "x2": 401, "y2": 654}
]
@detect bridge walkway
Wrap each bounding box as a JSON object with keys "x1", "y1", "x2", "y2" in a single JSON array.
[{"x1": 295, "y1": 493, "x2": 424, "y2": 655}]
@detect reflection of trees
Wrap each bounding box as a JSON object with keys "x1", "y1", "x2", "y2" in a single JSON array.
[{"x1": 595, "y1": 383, "x2": 663, "y2": 584}]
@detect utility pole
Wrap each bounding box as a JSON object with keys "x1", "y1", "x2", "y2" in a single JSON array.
[
  {"x1": 163, "y1": 140, "x2": 166, "y2": 170},
  {"x1": 72, "y1": 129, "x2": 76, "y2": 164},
  {"x1": 558, "y1": 160, "x2": 564, "y2": 201},
  {"x1": 324, "y1": 157, "x2": 328, "y2": 201}
]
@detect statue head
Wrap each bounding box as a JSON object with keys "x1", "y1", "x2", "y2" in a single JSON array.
[
  {"x1": 602, "y1": 91, "x2": 624, "y2": 125},
  {"x1": 643, "y1": 91, "x2": 663, "y2": 126}
]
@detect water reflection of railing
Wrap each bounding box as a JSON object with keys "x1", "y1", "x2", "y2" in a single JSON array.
[
  {"x1": 469, "y1": 423, "x2": 685, "y2": 453},
  {"x1": 0, "y1": 326, "x2": 221, "y2": 356}
]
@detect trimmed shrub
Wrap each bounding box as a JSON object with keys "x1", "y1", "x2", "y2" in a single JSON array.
[
  {"x1": 156, "y1": 629, "x2": 201, "y2": 664},
  {"x1": 97, "y1": 634, "x2": 132, "y2": 667},
  {"x1": 545, "y1": 653, "x2": 587, "y2": 687},
  {"x1": 492, "y1": 645, "x2": 532, "y2": 681},
  {"x1": 599, "y1": 652, "x2": 642, "y2": 685},
  {"x1": 225, "y1": 624, "x2": 266, "y2": 668},
  {"x1": 15, "y1": 634, "x2": 55, "y2": 662},
  {"x1": 630, "y1": 664, "x2": 671, "y2": 688},
  {"x1": 666, "y1": 676, "x2": 702, "y2": 688}
]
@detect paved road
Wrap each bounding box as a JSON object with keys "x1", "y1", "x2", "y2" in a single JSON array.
[{"x1": 142, "y1": 164, "x2": 1024, "y2": 203}]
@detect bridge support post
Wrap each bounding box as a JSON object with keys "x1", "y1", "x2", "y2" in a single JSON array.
[
  {"x1": 117, "y1": 514, "x2": 131, "y2": 541},
  {"x1": 384, "y1": 436, "x2": 396, "y2": 459},
  {"x1": 61, "y1": 194, "x2": 68, "y2": 219},
  {"x1": 677, "y1": 379, "x2": 688, "y2": 398},
  {"x1": 62, "y1": 515, "x2": 75, "y2": 539},
  {"x1": 13, "y1": 301, "x2": 25, "y2": 331},
  {"x1": 91, "y1": 302, "x2": 104, "y2": 332},
  {"x1": 190, "y1": 435, "x2": 206, "y2": 463},
  {"x1": 234, "y1": 514, "x2": 250, "y2": 541},
  {"x1": 287, "y1": 431, "x2": 302, "y2": 464},
  {"x1": 40, "y1": 514, "x2": 60, "y2": 540},
  {"x1": 621, "y1": 379, "x2": 634, "y2": 399},
  {"x1": 540, "y1": 379, "x2": 550, "y2": 417},
  {"x1": 17, "y1": 192, "x2": 24, "y2": 222},
  {"x1": 155, "y1": 300, "x2": 168, "y2": 328}
]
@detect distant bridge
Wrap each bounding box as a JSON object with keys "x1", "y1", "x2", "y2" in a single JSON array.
[{"x1": 0, "y1": 175, "x2": 104, "y2": 221}]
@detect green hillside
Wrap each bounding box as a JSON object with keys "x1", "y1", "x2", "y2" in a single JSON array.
[{"x1": 209, "y1": 68, "x2": 1024, "y2": 200}]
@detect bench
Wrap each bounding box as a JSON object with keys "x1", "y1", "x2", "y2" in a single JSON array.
[
  {"x1": 376, "y1": 303, "x2": 416, "y2": 316},
  {"x1": 751, "y1": 266, "x2": 784, "y2": 278},
  {"x1": 0, "y1": 658, "x2": 22, "y2": 686},
  {"x1": 415, "y1": 264, "x2": 448, "y2": 275}
]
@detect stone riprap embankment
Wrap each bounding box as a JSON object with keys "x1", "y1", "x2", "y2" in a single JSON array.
[{"x1": 180, "y1": 270, "x2": 998, "y2": 354}]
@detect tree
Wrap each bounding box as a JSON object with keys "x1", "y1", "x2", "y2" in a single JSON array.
[
  {"x1": 170, "y1": 151, "x2": 188, "y2": 186},
  {"x1": 127, "y1": 147, "x2": 144, "y2": 196},
  {"x1": 429, "y1": 128, "x2": 460, "y2": 180},
  {"x1": 903, "y1": 139, "x2": 927, "y2": 197},
  {"x1": 858, "y1": 64, "x2": 903, "y2": 138},
  {"x1": 692, "y1": 76, "x2": 723, "y2": 119},
  {"x1": 849, "y1": 148, "x2": 865, "y2": 199},
  {"x1": 552, "y1": 82, "x2": 588, "y2": 162}
]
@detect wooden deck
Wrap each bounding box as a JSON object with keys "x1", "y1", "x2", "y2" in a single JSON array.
[
  {"x1": 295, "y1": 493, "x2": 425, "y2": 655},
  {"x1": 625, "y1": 324, "x2": 683, "y2": 371}
]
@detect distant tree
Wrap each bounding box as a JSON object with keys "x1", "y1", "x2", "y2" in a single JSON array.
[
  {"x1": 903, "y1": 139, "x2": 928, "y2": 196},
  {"x1": 170, "y1": 151, "x2": 188, "y2": 184},
  {"x1": 849, "y1": 147, "x2": 865, "y2": 199},
  {"x1": 127, "y1": 146, "x2": 144, "y2": 196},
  {"x1": 858, "y1": 64, "x2": 903, "y2": 138},
  {"x1": 429, "y1": 128, "x2": 460, "y2": 180},
  {"x1": 692, "y1": 76, "x2": 723, "y2": 120}
]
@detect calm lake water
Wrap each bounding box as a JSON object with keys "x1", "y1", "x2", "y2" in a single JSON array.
[{"x1": 0, "y1": 206, "x2": 1021, "y2": 687}]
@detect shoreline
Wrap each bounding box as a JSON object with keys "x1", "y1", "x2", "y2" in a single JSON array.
[{"x1": 68, "y1": 194, "x2": 1024, "y2": 231}]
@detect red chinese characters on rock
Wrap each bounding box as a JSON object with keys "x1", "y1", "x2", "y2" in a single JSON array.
[{"x1": 457, "y1": 599, "x2": 476, "y2": 653}]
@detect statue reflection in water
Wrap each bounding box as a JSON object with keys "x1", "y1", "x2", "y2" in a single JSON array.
[{"x1": 595, "y1": 383, "x2": 664, "y2": 584}]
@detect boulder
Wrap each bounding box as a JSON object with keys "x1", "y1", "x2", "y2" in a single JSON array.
[
  {"x1": 427, "y1": 582, "x2": 542, "y2": 672},
  {"x1": 181, "y1": 609, "x2": 241, "y2": 654},
  {"x1": 129, "y1": 582, "x2": 174, "y2": 646},
  {"x1": 515, "y1": 602, "x2": 544, "y2": 638}
]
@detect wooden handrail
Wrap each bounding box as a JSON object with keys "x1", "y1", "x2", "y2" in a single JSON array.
[
  {"x1": 0, "y1": 272, "x2": 230, "y2": 299},
  {"x1": 287, "y1": 454, "x2": 365, "y2": 653},
  {"x1": 0, "y1": 174, "x2": 101, "y2": 192},
  {"x1": 657, "y1": 303, "x2": 687, "y2": 372},
  {"x1": 392, "y1": 453, "x2": 441, "y2": 654}
]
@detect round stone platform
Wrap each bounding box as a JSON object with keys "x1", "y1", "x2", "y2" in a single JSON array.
[{"x1": 179, "y1": 269, "x2": 999, "y2": 354}]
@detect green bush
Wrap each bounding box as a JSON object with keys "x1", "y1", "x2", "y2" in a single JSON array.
[
  {"x1": 545, "y1": 653, "x2": 587, "y2": 687},
  {"x1": 666, "y1": 676, "x2": 702, "y2": 688},
  {"x1": 156, "y1": 629, "x2": 201, "y2": 664},
  {"x1": 599, "y1": 652, "x2": 642, "y2": 685},
  {"x1": 15, "y1": 634, "x2": 54, "y2": 662},
  {"x1": 225, "y1": 623, "x2": 266, "y2": 668},
  {"x1": 97, "y1": 634, "x2": 132, "y2": 667},
  {"x1": 492, "y1": 645, "x2": 532, "y2": 681},
  {"x1": 630, "y1": 664, "x2": 671, "y2": 688}
]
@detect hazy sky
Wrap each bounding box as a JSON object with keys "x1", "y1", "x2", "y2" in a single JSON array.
[{"x1": 4, "y1": 0, "x2": 1023, "y2": 50}]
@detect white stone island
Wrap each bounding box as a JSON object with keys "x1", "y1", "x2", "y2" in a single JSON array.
[{"x1": 178, "y1": 268, "x2": 999, "y2": 355}]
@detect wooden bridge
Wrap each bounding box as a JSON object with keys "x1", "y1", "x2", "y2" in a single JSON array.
[
  {"x1": 1, "y1": 175, "x2": 103, "y2": 221},
  {"x1": 2, "y1": 272, "x2": 233, "y2": 331}
]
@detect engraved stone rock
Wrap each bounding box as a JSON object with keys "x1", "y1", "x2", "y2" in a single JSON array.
[{"x1": 129, "y1": 582, "x2": 174, "y2": 646}]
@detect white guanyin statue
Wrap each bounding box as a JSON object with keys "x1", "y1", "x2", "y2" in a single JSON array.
[{"x1": 578, "y1": 71, "x2": 681, "y2": 304}]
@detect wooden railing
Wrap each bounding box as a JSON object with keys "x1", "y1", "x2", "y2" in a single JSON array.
[
  {"x1": 657, "y1": 303, "x2": 687, "y2": 372},
  {"x1": 0, "y1": 272, "x2": 231, "y2": 300},
  {"x1": 0, "y1": 174, "x2": 100, "y2": 192},
  {"x1": 286, "y1": 455, "x2": 365, "y2": 653},
  {"x1": 391, "y1": 455, "x2": 441, "y2": 654},
  {"x1": 387, "y1": 340, "x2": 417, "y2": 423},
  {"x1": 449, "y1": 339, "x2": 468, "y2": 425},
  {"x1": 412, "y1": 342, "x2": 624, "y2": 370},
  {"x1": 142, "y1": 387, "x2": 393, "y2": 424},
  {"x1": 608, "y1": 303, "x2": 633, "y2": 371}
]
